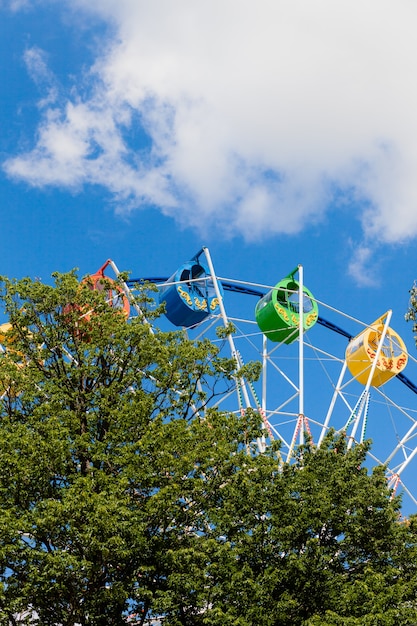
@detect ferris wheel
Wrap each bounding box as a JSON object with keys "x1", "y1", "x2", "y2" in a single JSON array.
[{"x1": 48, "y1": 252, "x2": 417, "y2": 513}]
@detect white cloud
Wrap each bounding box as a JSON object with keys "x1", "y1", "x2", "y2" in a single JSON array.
[
  {"x1": 23, "y1": 47, "x2": 59, "y2": 107},
  {"x1": 4, "y1": 0, "x2": 417, "y2": 246},
  {"x1": 348, "y1": 244, "x2": 379, "y2": 287}
]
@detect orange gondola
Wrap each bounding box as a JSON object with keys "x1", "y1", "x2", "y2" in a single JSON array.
[{"x1": 64, "y1": 261, "x2": 130, "y2": 330}]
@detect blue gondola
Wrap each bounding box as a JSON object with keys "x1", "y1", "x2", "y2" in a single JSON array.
[{"x1": 159, "y1": 259, "x2": 223, "y2": 327}]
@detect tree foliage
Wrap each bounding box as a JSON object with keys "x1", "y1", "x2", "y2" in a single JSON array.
[{"x1": 0, "y1": 272, "x2": 416, "y2": 625}]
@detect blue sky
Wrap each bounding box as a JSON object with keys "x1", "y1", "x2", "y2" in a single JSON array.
[{"x1": 2, "y1": 0, "x2": 417, "y2": 512}]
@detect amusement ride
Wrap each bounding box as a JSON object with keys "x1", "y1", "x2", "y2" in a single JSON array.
[{"x1": 2, "y1": 248, "x2": 417, "y2": 513}]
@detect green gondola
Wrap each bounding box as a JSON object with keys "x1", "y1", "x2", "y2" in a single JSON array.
[{"x1": 255, "y1": 272, "x2": 318, "y2": 343}]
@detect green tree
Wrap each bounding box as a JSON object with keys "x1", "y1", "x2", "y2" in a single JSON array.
[
  {"x1": 197, "y1": 434, "x2": 417, "y2": 625},
  {"x1": 0, "y1": 272, "x2": 249, "y2": 625},
  {"x1": 0, "y1": 272, "x2": 416, "y2": 625}
]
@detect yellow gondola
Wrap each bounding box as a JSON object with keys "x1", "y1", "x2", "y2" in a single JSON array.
[
  {"x1": 0, "y1": 322, "x2": 26, "y2": 396},
  {"x1": 345, "y1": 313, "x2": 407, "y2": 387}
]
